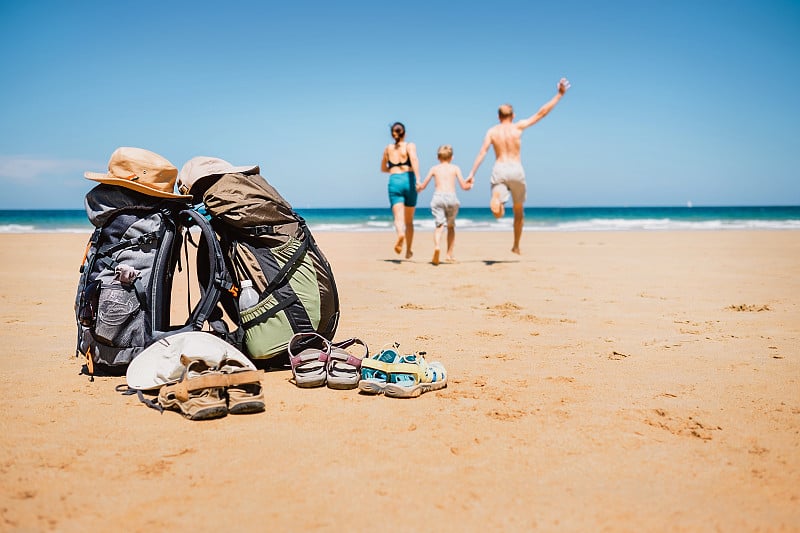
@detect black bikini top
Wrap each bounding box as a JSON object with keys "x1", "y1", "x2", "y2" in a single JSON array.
[
  {"x1": 387, "y1": 145, "x2": 411, "y2": 168},
  {"x1": 387, "y1": 156, "x2": 411, "y2": 168}
]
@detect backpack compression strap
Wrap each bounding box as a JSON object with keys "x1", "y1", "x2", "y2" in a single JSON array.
[
  {"x1": 260, "y1": 237, "x2": 309, "y2": 297},
  {"x1": 94, "y1": 230, "x2": 161, "y2": 309}
]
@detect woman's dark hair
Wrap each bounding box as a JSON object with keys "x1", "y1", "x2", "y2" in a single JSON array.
[{"x1": 390, "y1": 122, "x2": 406, "y2": 137}]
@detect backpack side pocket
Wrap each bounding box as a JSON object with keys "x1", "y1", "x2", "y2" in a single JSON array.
[
  {"x1": 94, "y1": 282, "x2": 145, "y2": 347},
  {"x1": 78, "y1": 279, "x2": 101, "y2": 327}
]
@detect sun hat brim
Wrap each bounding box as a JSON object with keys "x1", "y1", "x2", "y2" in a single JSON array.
[
  {"x1": 126, "y1": 332, "x2": 256, "y2": 390},
  {"x1": 177, "y1": 157, "x2": 260, "y2": 194},
  {"x1": 84, "y1": 172, "x2": 193, "y2": 200}
]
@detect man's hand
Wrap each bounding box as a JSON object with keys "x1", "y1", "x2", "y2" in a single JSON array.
[{"x1": 558, "y1": 77, "x2": 571, "y2": 95}]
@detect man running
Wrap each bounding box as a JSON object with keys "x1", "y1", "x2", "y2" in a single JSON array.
[{"x1": 466, "y1": 78, "x2": 571, "y2": 254}]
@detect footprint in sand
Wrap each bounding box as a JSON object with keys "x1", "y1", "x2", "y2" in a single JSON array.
[
  {"x1": 608, "y1": 351, "x2": 631, "y2": 360},
  {"x1": 486, "y1": 409, "x2": 528, "y2": 421},
  {"x1": 485, "y1": 302, "x2": 524, "y2": 319},
  {"x1": 726, "y1": 303, "x2": 771, "y2": 312},
  {"x1": 502, "y1": 378, "x2": 528, "y2": 387},
  {"x1": 137, "y1": 459, "x2": 173, "y2": 477},
  {"x1": 643, "y1": 409, "x2": 721, "y2": 440},
  {"x1": 546, "y1": 376, "x2": 576, "y2": 383},
  {"x1": 400, "y1": 302, "x2": 444, "y2": 310},
  {"x1": 748, "y1": 444, "x2": 769, "y2": 456}
]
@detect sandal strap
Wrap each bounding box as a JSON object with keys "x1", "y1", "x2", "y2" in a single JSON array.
[
  {"x1": 289, "y1": 349, "x2": 329, "y2": 368},
  {"x1": 163, "y1": 370, "x2": 263, "y2": 402},
  {"x1": 288, "y1": 332, "x2": 331, "y2": 358},
  {"x1": 330, "y1": 350, "x2": 363, "y2": 368},
  {"x1": 331, "y1": 338, "x2": 369, "y2": 359},
  {"x1": 138, "y1": 390, "x2": 164, "y2": 413}
]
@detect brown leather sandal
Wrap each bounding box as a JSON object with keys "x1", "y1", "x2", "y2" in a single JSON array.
[
  {"x1": 157, "y1": 357, "x2": 262, "y2": 420},
  {"x1": 219, "y1": 358, "x2": 265, "y2": 414}
]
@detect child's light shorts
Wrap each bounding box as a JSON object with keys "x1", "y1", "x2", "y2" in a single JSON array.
[{"x1": 430, "y1": 192, "x2": 460, "y2": 227}]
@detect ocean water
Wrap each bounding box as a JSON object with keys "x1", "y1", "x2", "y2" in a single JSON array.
[{"x1": 0, "y1": 206, "x2": 799, "y2": 233}]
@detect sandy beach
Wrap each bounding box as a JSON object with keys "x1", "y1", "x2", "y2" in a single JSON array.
[{"x1": 0, "y1": 230, "x2": 798, "y2": 531}]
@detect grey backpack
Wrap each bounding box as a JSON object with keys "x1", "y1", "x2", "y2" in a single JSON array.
[{"x1": 75, "y1": 184, "x2": 230, "y2": 378}]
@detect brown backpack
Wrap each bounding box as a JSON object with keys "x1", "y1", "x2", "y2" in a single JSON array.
[{"x1": 192, "y1": 171, "x2": 339, "y2": 363}]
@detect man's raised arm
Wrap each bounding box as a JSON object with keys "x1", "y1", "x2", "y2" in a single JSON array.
[{"x1": 517, "y1": 78, "x2": 571, "y2": 130}]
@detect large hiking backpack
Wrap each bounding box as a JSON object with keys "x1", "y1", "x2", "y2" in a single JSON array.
[
  {"x1": 187, "y1": 170, "x2": 339, "y2": 362},
  {"x1": 75, "y1": 184, "x2": 230, "y2": 375}
]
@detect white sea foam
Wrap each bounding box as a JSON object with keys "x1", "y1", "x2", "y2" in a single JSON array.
[
  {"x1": 0, "y1": 224, "x2": 36, "y2": 233},
  {"x1": 536, "y1": 218, "x2": 800, "y2": 232},
  {"x1": 0, "y1": 224, "x2": 91, "y2": 233},
  {"x1": 308, "y1": 218, "x2": 800, "y2": 232},
  {"x1": 2, "y1": 211, "x2": 799, "y2": 233}
]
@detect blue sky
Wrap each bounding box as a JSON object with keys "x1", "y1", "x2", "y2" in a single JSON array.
[{"x1": 0, "y1": 0, "x2": 798, "y2": 209}]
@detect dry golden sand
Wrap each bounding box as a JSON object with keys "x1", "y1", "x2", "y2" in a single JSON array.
[{"x1": 0, "y1": 231, "x2": 798, "y2": 531}]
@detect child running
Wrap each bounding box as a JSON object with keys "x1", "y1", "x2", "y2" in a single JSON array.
[{"x1": 417, "y1": 145, "x2": 471, "y2": 265}]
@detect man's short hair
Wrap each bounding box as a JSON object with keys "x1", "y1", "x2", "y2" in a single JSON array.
[
  {"x1": 437, "y1": 145, "x2": 453, "y2": 161},
  {"x1": 498, "y1": 104, "x2": 514, "y2": 119}
]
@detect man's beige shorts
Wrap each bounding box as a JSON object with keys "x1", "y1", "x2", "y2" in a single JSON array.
[{"x1": 490, "y1": 162, "x2": 526, "y2": 205}]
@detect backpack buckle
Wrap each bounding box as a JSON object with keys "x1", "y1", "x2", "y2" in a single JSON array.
[{"x1": 249, "y1": 225, "x2": 275, "y2": 236}]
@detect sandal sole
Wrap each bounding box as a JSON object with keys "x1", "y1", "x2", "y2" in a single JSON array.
[
  {"x1": 385, "y1": 378, "x2": 447, "y2": 399},
  {"x1": 358, "y1": 380, "x2": 387, "y2": 395},
  {"x1": 327, "y1": 378, "x2": 359, "y2": 390},
  {"x1": 187, "y1": 405, "x2": 228, "y2": 420},
  {"x1": 229, "y1": 400, "x2": 266, "y2": 415}
]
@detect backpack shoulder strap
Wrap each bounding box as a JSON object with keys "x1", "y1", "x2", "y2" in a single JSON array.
[{"x1": 180, "y1": 208, "x2": 232, "y2": 331}]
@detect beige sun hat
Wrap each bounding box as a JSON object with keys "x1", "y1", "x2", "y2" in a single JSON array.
[
  {"x1": 126, "y1": 331, "x2": 256, "y2": 390},
  {"x1": 85, "y1": 147, "x2": 191, "y2": 199},
  {"x1": 177, "y1": 156, "x2": 260, "y2": 195}
]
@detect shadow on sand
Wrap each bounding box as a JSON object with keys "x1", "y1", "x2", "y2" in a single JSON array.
[{"x1": 380, "y1": 258, "x2": 521, "y2": 266}]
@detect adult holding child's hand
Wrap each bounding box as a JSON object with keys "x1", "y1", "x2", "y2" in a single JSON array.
[
  {"x1": 465, "y1": 77, "x2": 571, "y2": 254},
  {"x1": 380, "y1": 122, "x2": 422, "y2": 259}
]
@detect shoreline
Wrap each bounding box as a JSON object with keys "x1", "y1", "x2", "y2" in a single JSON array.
[
  {"x1": 2, "y1": 227, "x2": 800, "y2": 236},
  {"x1": 1, "y1": 205, "x2": 799, "y2": 234}
]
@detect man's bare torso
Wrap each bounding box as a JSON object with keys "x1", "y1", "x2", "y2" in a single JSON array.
[{"x1": 488, "y1": 122, "x2": 523, "y2": 163}]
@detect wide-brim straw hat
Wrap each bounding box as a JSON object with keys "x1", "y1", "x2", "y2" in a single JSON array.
[
  {"x1": 85, "y1": 146, "x2": 191, "y2": 199},
  {"x1": 177, "y1": 156, "x2": 259, "y2": 195},
  {"x1": 126, "y1": 331, "x2": 256, "y2": 390}
]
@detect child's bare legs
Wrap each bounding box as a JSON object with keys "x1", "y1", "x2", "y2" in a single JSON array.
[
  {"x1": 446, "y1": 224, "x2": 456, "y2": 261},
  {"x1": 511, "y1": 202, "x2": 524, "y2": 254},
  {"x1": 432, "y1": 224, "x2": 444, "y2": 265}
]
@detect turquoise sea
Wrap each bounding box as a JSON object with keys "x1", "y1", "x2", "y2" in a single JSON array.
[{"x1": 1, "y1": 206, "x2": 799, "y2": 233}]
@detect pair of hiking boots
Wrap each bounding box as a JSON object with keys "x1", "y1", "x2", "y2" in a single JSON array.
[{"x1": 156, "y1": 356, "x2": 265, "y2": 420}]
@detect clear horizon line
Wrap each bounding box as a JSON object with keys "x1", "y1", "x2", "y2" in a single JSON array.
[{"x1": 2, "y1": 204, "x2": 800, "y2": 211}]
